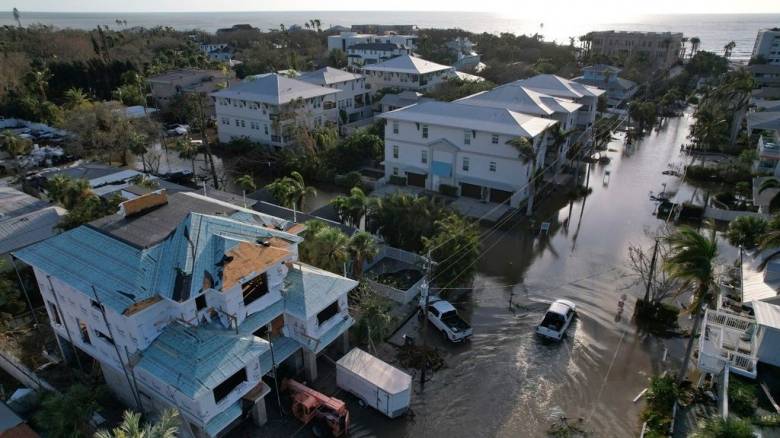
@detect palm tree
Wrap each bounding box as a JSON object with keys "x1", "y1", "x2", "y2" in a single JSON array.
[
  {"x1": 130, "y1": 174, "x2": 159, "y2": 190},
  {"x1": 12, "y1": 7, "x2": 21, "y2": 27},
  {"x1": 234, "y1": 174, "x2": 256, "y2": 207},
  {"x1": 175, "y1": 137, "x2": 198, "y2": 178},
  {"x1": 726, "y1": 216, "x2": 767, "y2": 249},
  {"x1": 508, "y1": 136, "x2": 537, "y2": 215},
  {"x1": 300, "y1": 221, "x2": 350, "y2": 273},
  {"x1": 63, "y1": 87, "x2": 89, "y2": 109},
  {"x1": 663, "y1": 227, "x2": 719, "y2": 382},
  {"x1": 127, "y1": 130, "x2": 149, "y2": 173},
  {"x1": 95, "y1": 409, "x2": 179, "y2": 438},
  {"x1": 690, "y1": 37, "x2": 701, "y2": 56},
  {"x1": 267, "y1": 171, "x2": 316, "y2": 211},
  {"x1": 723, "y1": 41, "x2": 736, "y2": 59},
  {"x1": 332, "y1": 187, "x2": 369, "y2": 228},
  {"x1": 348, "y1": 231, "x2": 379, "y2": 279},
  {"x1": 45, "y1": 174, "x2": 72, "y2": 205},
  {"x1": 28, "y1": 68, "x2": 51, "y2": 101},
  {"x1": 0, "y1": 129, "x2": 32, "y2": 158}
]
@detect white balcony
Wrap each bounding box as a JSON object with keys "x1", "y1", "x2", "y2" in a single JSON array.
[{"x1": 698, "y1": 308, "x2": 758, "y2": 379}]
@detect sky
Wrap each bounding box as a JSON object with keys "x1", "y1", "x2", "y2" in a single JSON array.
[{"x1": 3, "y1": 0, "x2": 779, "y2": 15}]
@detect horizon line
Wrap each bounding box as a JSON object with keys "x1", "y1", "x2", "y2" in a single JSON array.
[{"x1": 8, "y1": 10, "x2": 780, "y2": 15}]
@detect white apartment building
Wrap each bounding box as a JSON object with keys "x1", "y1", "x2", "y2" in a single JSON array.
[
  {"x1": 752, "y1": 28, "x2": 780, "y2": 65},
  {"x1": 362, "y1": 55, "x2": 456, "y2": 93},
  {"x1": 14, "y1": 191, "x2": 357, "y2": 437},
  {"x1": 211, "y1": 73, "x2": 339, "y2": 148},
  {"x1": 514, "y1": 74, "x2": 605, "y2": 128},
  {"x1": 380, "y1": 101, "x2": 556, "y2": 207},
  {"x1": 346, "y1": 42, "x2": 412, "y2": 67},
  {"x1": 455, "y1": 82, "x2": 583, "y2": 168},
  {"x1": 297, "y1": 67, "x2": 372, "y2": 124},
  {"x1": 327, "y1": 31, "x2": 417, "y2": 53}
]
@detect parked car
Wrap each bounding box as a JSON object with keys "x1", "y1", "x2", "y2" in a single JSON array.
[
  {"x1": 536, "y1": 299, "x2": 576, "y2": 341},
  {"x1": 419, "y1": 295, "x2": 473, "y2": 342},
  {"x1": 166, "y1": 124, "x2": 189, "y2": 137}
]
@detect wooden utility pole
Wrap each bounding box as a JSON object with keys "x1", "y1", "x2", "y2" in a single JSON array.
[
  {"x1": 420, "y1": 249, "x2": 432, "y2": 392},
  {"x1": 643, "y1": 239, "x2": 660, "y2": 303}
]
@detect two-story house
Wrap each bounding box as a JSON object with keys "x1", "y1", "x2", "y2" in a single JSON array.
[
  {"x1": 297, "y1": 67, "x2": 372, "y2": 124},
  {"x1": 362, "y1": 55, "x2": 456, "y2": 94},
  {"x1": 211, "y1": 73, "x2": 339, "y2": 148},
  {"x1": 514, "y1": 74, "x2": 605, "y2": 129},
  {"x1": 148, "y1": 69, "x2": 236, "y2": 117},
  {"x1": 14, "y1": 191, "x2": 357, "y2": 437},
  {"x1": 345, "y1": 42, "x2": 412, "y2": 68},
  {"x1": 573, "y1": 64, "x2": 637, "y2": 109},
  {"x1": 327, "y1": 31, "x2": 417, "y2": 53},
  {"x1": 380, "y1": 101, "x2": 556, "y2": 206},
  {"x1": 455, "y1": 83, "x2": 582, "y2": 169}
]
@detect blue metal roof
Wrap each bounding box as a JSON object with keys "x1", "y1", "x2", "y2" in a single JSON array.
[
  {"x1": 14, "y1": 211, "x2": 294, "y2": 313},
  {"x1": 136, "y1": 322, "x2": 268, "y2": 399},
  {"x1": 259, "y1": 336, "x2": 301, "y2": 373},
  {"x1": 284, "y1": 264, "x2": 358, "y2": 319},
  {"x1": 204, "y1": 399, "x2": 242, "y2": 436}
]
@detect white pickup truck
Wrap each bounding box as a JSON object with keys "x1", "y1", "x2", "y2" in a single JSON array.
[{"x1": 419, "y1": 295, "x2": 473, "y2": 343}]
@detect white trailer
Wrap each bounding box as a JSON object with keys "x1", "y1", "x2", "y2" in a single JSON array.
[{"x1": 336, "y1": 348, "x2": 412, "y2": 418}]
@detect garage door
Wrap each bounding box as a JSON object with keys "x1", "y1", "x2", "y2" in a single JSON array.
[
  {"x1": 460, "y1": 182, "x2": 482, "y2": 199},
  {"x1": 406, "y1": 172, "x2": 427, "y2": 188},
  {"x1": 489, "y1": 188, "x2": 513, "y2": 204}
]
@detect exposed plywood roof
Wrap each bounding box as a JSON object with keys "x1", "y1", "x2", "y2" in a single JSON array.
[
  {"x1": 222, "y1": 240, "x2": 292, "y2": 290},
  {"x1": 123, "y1": 295, "x2": 163, "y2": 316}
]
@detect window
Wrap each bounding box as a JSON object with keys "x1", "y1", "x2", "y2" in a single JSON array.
[
  {"x1": 392, "y1": 145, "x2": 399, "y2": 159},
  {"x1": 462, "y1": 157, "x2": 470, "y2": 172},
  {"x1": 264, "y1": 125, "x2": 269, "y2": 135},
  {"x1": 393, "y1": 167, "x2": 399, "y2": 176},
  {"x1": 491, "y1": 134, "x2": 499, "y2": 144},
  {"x1": 464, "y1": 130, "x2": 471, "y2": 145},
  {"x1": 317, "y1": 301, "x2": 340, "y2": 325},
  {"x1": 77, "y1": 319, "x2": 91, "y2": 345},
  {"x1": 235, "y1": 119, "x2": 240, "y2": 126},
  {"x1": 95, "y1": 329, "x2": 114, "y2": 345},
  {"x1": 196, "y1": 294, "x2": 207, "y2": 311},
  {"x1": 422, "y1": 125, "x2": 429, "y2": 139},
  {"x1": 392, "y1": 121, "x2": 399, "y2": 134},
  {"x1": 213, "y1": 368, "x2": 247, "y2": 403},
  {"x1": 242, "y1": 273, "x2": 269, "y2": 306},
  {"x1": 421, "y1": 150, "x2": 428, "y2": 164},
  {"x1": 48, "y1": 301, "x2": 61, "y2": 325},
  {"x1": 489, "y1": 161, "x2": 496, "y2": 172},
  {"x1": 253, "y1": 325, "x2": 269, "y2": 339}
]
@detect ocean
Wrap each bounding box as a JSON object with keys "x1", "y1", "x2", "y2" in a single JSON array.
[{"x1": 1, "y1": 11, "x2": 778, "y2": 61}]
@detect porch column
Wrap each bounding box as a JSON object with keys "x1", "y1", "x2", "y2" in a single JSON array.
[
  {"x1": 340, "y1": 331, "x2": 350, "y2": 354},
  {"x1": 303, "y1": 350, "x2": 318, "y2": 382},
  {"x1": 250, "y1": 397, "x2": 268, "y2": 426}
]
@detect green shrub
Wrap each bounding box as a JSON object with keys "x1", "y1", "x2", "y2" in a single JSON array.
[
  {"x1": 439, "y1": 184, "x2": 458, "y2": 197},
  {"x1": 389, "y1": 175, "x2": 406, "y2": 186},
  {"x1": 334, "y1": 171, "x2": 363, "y2": 190},
  {"x1": 641, "y1": 375, "x2": 680, "y2": 435},
  {"x1": 634, "y1": 299, "x2": 680, "y2": 334},
  {"x1": 728, "y1": 378, "x2": 758, "y2": 418}
]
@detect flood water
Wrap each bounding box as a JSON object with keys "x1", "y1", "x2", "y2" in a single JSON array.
[{"x1": 340, "y1": 110, "x2": 740, "y2": 437}]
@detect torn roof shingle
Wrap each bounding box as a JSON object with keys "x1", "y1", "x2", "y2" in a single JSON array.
[
  {"x1": 136, "y1": 322, "x2": 268, "y2": 399},
  {"x1": 284, "y1": 263, "x2": 358, "y2": 318}
]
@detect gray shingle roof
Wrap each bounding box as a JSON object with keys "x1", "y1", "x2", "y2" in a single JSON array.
[
  {"x1": 297, "y1": 67, "x2": 362, "y2": 86},
  {"x1": 211, "y1": 73, "x2": 338, "y2": 105},
  {"x1": 362, "y1": 55, "x2": 452, "y2": 75}
]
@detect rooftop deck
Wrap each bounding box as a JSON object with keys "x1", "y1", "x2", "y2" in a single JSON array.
[{"x1": 699, "y1": 308, "x2": 758, "y2": 379}]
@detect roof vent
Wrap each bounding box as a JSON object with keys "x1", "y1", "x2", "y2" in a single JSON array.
[{"x1": 119, "y1": 190, "x2": 168, "y2": 218}]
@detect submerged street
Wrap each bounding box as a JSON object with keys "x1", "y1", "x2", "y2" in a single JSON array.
[{"x1": 338, "y1": 110, "x2": 739, "y2": 437}]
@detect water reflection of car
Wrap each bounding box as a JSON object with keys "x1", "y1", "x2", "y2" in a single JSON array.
[
  {"x1": 536, "y1": 299, "x2": 576, "y2": 341},
  {"x1": 419, "y1": 295, "x2": 473, "y2": 343}
]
